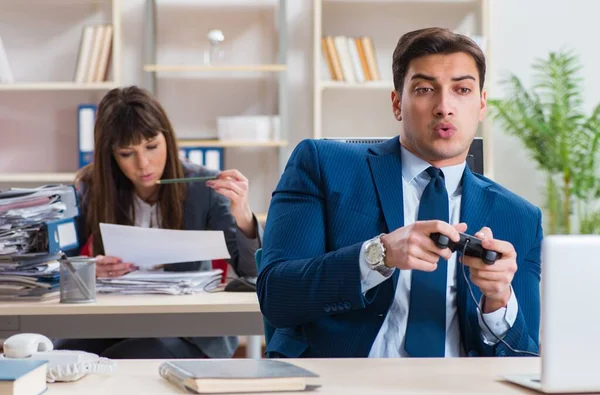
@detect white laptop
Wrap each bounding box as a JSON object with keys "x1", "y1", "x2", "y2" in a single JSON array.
[{"x1": 504, "y1": 235, "x2": 600, "y2": 393}]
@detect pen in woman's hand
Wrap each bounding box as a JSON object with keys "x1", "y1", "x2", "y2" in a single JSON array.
[{"x1": 156, "y1": 176, "x2": 217, "y2": 185}]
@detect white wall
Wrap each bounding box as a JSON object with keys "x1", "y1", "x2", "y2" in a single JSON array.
[
  {"x1": 1, "y1": 0, "x2": 599, "y2": 216},
  {"x1": 489, "y1": 0, "x2": 600, "y2": 209}
]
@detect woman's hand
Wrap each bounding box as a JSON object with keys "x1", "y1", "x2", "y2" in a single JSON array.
[
  {"x1": 95, "y1": 255, "x2": 136, "y2": 278},
  {"x1": 206, "y1": 169, "x2": 256, "y2": 238}
]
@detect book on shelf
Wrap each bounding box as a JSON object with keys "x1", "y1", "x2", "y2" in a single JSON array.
[
  {"x1": 321, "y1": 35, "x2": 380, "y2": 84},
  {"x1": 322, "y1": 36, "x2": 343, "y2": 81},
  {"x1": 360, "y1": 36, "x2": 379, "y2": 81},
  {"x1": 333, "y1": 36, "x2": 355, "y2": 83},
  {"x1": 74, "y1": 24, "x2": 113, "y2": 83},
  {"x1": 0, "y1": 36, "x2": 14, "y2": 84}
]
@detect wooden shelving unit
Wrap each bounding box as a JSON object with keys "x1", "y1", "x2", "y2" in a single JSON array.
[
  {"x1": 0, "y1": 82, "x2": 119, "y2": 91},
  {"x1": 325, "y1": 0, "x2": 478, "y2": 3},
  {"x1": 143, "y1": 0, "x2": 288, "y2": 215},
  {"x1": 178, "y1": 140, "x2": 288, "y2": 148},
  {"x1": 0, "y1": 139, "x2": 288, "y2": 184},
  {"x1": 143, "y1": 64, "x2": 286, "y2": 73},
  {"x1": 0, "y1": 173, "x2": 77, "y2": 183},
  {"x1": 0, "y1": 0, "x2": 122, "y2": 185},
  {"x1": 320, "y1": 81, "x2": 392, "y2": 90}
]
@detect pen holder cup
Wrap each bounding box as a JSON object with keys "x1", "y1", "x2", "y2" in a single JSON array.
[{"x1": 60, "y1": 260, "x2": 96, "y2": 304}]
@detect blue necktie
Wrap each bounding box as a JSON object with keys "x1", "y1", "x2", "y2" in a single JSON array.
[{"x1": 404, "y1": 166, "x2": 449, "y2": 357}]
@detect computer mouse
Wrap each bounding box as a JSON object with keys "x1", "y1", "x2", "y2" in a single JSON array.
[{"x1": 224, "y1": 277, "x2": 257, "y2": 292}]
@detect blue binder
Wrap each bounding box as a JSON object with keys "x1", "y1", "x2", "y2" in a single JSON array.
[
  {"x1": 179, "y1": 147, "x2": 223, "y2": 171},
  {"x1": 78, "y1": 104, "x2": 97, "y2": 168},
  {"x1": 43, "y1": 217, "x2": 79, "y2": 254}
]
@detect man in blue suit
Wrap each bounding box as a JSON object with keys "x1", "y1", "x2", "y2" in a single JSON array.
[{"x1": 257, "y1": 27, "x2": 541, "y2": 358}]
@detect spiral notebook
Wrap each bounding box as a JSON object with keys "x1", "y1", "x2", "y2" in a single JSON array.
[{"x1": 159, "y1": 359, "x2": 320, "y2": 394}]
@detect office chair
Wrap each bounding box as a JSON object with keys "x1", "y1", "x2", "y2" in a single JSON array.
[
  {"x1": 324, "y1": 136, "x2": 484, "y2": 175},
  {"x1": 255, "y1": 248, "x2": 276, "y2": 347}
]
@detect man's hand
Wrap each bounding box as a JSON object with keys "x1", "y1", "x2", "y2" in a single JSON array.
[
  {"x1": 381, "y1": 220, "x2": 467, "y2": 271},
  {"x1": 462, "y1": 227, "x2": 517, "y2": 313}
]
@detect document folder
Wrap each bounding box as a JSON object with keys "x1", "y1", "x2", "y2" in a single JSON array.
[{"x1": 32, "y1": 218, "x2": 79, "y2": 254}]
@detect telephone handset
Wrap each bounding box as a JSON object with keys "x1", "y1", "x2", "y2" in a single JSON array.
[{"x1": 1, "y1": 333, "x2": 116, "y2": 382}]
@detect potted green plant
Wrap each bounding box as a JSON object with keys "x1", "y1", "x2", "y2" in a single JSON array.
[{"x1": 488, "y1": 50, "x2": 600, "y2": 234}]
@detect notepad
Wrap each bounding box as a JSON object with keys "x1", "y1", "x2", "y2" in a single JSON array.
[{"x1": 159, "y1": 359, "x2": 319, "y2": 394}]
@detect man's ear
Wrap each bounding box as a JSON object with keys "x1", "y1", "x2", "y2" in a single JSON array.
[
  {"x1": 391, "y1": 90, "x2": 402, "y2": 121},
  {"x1": 479, "y1": 89, "x2": 487, "y2": 121}
]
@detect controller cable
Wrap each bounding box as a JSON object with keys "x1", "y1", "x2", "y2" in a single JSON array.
[{"x1": 460, "y1": 239, "x2": 539, "y2": 357}]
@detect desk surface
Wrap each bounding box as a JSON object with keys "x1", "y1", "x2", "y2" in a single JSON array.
[
  {"x1": 47, "y1": 358, "x2": 540, "y2": 394},
  {"x1": 0, "y1": 291, "x2": 260, "y2": 316}
]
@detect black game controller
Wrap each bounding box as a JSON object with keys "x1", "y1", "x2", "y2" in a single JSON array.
[{"x1": 430, "y1": 232, "x2": 501, "y2": 265}]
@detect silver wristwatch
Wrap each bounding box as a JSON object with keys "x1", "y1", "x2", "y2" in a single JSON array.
[{"x1": 364, "y1": 233, "x2": 393, "y2": 275}]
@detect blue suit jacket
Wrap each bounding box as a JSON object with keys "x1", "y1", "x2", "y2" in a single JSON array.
[{"x1": 257, "y1": 137, "x2": 542, "y2": 358}]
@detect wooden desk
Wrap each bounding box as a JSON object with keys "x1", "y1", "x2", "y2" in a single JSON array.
[
  {"x1": 0, "y1": 292, "x2": 263, "y2": 339},
  {"x1": 46, "y1": 358, "x2": 542, "y2": 394}
]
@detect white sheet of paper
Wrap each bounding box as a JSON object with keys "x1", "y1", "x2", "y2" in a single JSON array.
[{"x1": 99, "y1": 223, "x2": 231, "y2": 269}]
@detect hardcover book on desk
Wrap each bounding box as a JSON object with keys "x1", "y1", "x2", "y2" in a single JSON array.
[
  {"x1": 159, "y1": 359, "x2": 319, "y2": 394},
  {"x1": 0, "y1": 359, "x2": 47, "y2": 395}
]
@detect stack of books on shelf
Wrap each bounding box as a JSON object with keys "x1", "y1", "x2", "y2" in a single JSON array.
[
  {"x1": 74, "y1": 24, "x2": 113, "y2": 83},
  {"x1": 0, "y1": 185, "x2": 80, "y2": 301},
  {"x1": 321, "y1": 35, "x2": 381, "y2": 84}
]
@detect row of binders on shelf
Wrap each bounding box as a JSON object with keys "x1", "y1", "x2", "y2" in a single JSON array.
[{"x1": 0, "y1": 185, "x2": 80, "y2": 301}]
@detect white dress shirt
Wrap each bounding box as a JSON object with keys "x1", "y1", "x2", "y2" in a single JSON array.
[
  {"x1": 132, "y1": 194, "x2": 160, "y2": 229},
  {"x1": 360, "y1": 146, "x2": 517, "y2": 358}
]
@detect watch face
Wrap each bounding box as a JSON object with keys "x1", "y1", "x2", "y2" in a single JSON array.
[{"x1": 366, "y1": 243, "x2": 382, "y2": 264}]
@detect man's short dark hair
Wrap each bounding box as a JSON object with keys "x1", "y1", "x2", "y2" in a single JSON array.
[{"x1": 392, "y1": 27, "x2": 486, "y2": 94}]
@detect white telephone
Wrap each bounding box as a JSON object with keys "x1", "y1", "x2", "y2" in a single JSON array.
[{"x1": 0, "y1": 333, "x2": 116, "y2": 382}]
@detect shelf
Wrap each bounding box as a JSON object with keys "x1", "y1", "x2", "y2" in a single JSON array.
[
  {"x1": 178, "y1": 140, "x2": 288, "y2": 148},
  {"x1": 0, "y1": 82, "x2": 119, "y2": 91},
  {"x1": 320, "y1": 81, "x2": 393, "y2": 90},
  {"x1": 150, "y1": 0, "x2": 278, "y2": 6},
  {"x1": 325, "y1": 0, "x2": 478, "y2": 3},
  {"x1": 144, "y1": 64, "x2": 287, "y2": 73},
  {"x1": 0, "y1": 173, "x2": 77, "y2": 183},
  {"x1": 0, "y1": 0, "x2": 111, "y2": 4}
]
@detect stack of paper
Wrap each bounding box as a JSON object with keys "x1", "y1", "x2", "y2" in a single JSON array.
[
  {"x1": 0, "y1": 253, "x2": 61, "y2": 300},
  {"x1": 95, "y1": 224, "x2": 231, "y2": 295},
  {"x1": 96, "y1": 269, "x2": 223, "y2": 295},
  {"x1": 0, "y1": 184, "x2": 80, "y2": 301},
  {"x1": 0, "y1": 185, "x2": 79, "y2": 255}
]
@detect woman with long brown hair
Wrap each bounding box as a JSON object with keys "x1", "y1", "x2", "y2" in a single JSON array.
[{"x1": 54, "y1": 86, "x2": 261, "y2": 359}]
